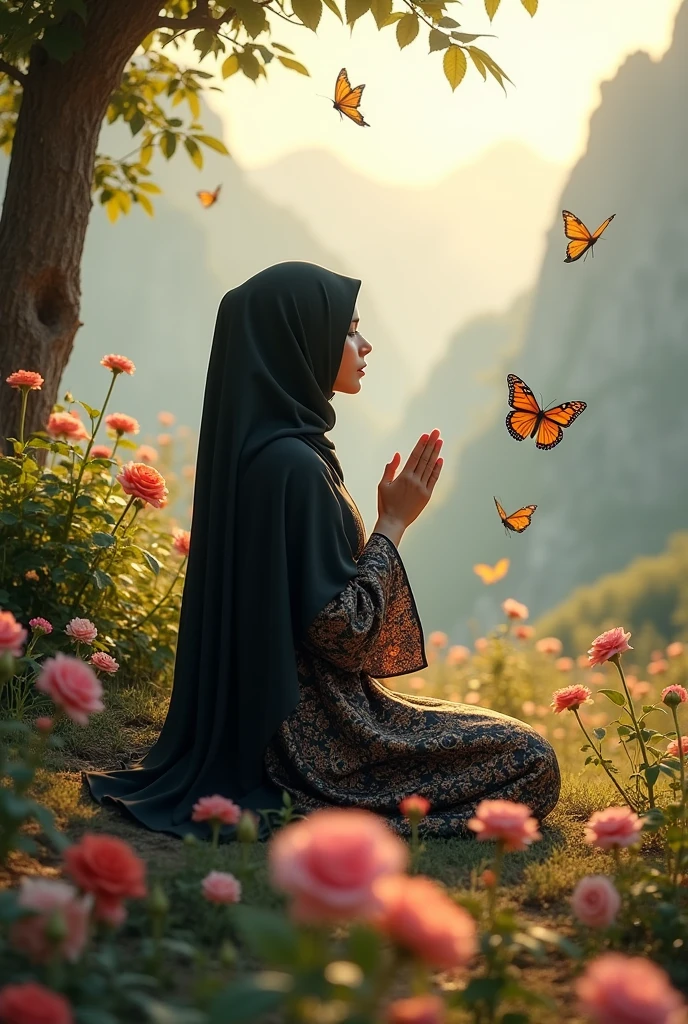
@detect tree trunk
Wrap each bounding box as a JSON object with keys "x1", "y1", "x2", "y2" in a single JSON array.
[{"x1": 0, "y1": 0, "x2": 162, "y2": 443}]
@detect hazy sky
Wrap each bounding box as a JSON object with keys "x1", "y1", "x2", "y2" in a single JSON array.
[{"x1": 200, "y1": 0, "x2": 683, "y2": 185}]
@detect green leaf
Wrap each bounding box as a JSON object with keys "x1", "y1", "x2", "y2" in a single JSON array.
[
  {"x1": 370, "y1": 0, "x2": 392, "y2": 28},
  {"x1": 78, "y1": 401, "x2": 100, "y2": 419},
  {"x1": 142, "y1": 550, "x2": 161, "y2": 575},
  {"x1": 599, "y1": 688, "x2": 626, "y2": 707},
  {"x1": 438, "y1": 15, "x2": 460, "y2": 26},
  {"x1": 136, "y1": 192, "x2": 155, "y2": 217},
  {"x1": 277, "y1": 56, "x2": 310, "y2": 75},
  {"x1": 238, "y1": 50, "x2": 261, "y2": 80},
  {"x1": 233, "y1": 0, "x2": 269, "y2": 37},
  {"x1": 484, "y1": 0, "x2": 501, "y2": 19},
  {"x1": 194, "y1": 134, "x2": 230, "y2": 155},
  {"x1": 93, "y1": 570, "x2": 114, "y2": 590},
  {"x1": 429, "y1": 28, "x2": 450, "y2": 51},
  {"x1": 92, "y1": 532, "x2": 116, "y2": 548},
  {"x1": 643, "y1": 764, "x2": 661, "y2": 787},
  {"x1": 222, "y1": 53, "x2": 240, "y2": 78},
  {"x1": 0, "y1": 511, "x2": 18, "y2": 525},
  {"x1": 64, "y1": 556, "x2": 89, "y2": 574},
  {"x1": 209, "y1": 976, "x2": 290, "y2": 1024},
  {"x1": 184, "y1": 137, "x2": 203, "y2": 169},
  {"x1": 346, "y1": 0, "x2": 370, "y2": 26},
  {"x1": 160, "y1": 131, "x2": 177, "y2": 159},
  {"x1": 468, "y1": 45, "x2": 487, "y2": 78},
  {"x1": 321, "y1": 0, "x2": 343, "y2": 20},
  {"x1": 396, "y1": 13, "x2": 419, "y2": 47},
  {"x1": 443, "y1": 45, "x2": 467, "y2": 90},
  {"x1": 521, "y1": 0, "x2": 538, "y2": 13},
  {"x1": 593, "y1": 727, "x2": 607, "y2": 740},
  {"x1": 229, "y1": 905, "x2": 299, "y2": 965},
  {"x1": 292, "y1": 0, "x2": 323, "y2": 30},
  {"x1": 346, "y1": 925, "x2": 383, "y2": 973}
]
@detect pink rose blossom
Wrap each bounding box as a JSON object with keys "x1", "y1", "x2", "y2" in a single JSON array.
[
  {"x1": 536, "y1": 636, "x2": 563, "y2": 656},
  {"x1": 89, "y1": 444, "x2": 113, "y2": 460},
  {"x1": 428, "y1": 631, "x2": 448, "y2": 648},
  {"x1": 269, "y1": 808, "x2": 408, "y2": 923},
  {"x1": 24, "y1": 570, "x2": 39, "y2": 581},
  {"x1": 65, "y1": 617, "x2": 98, "y2": 645},
  {"x1": 551, "y1": 684, "x2": 593, "y2": 714},
  {"x1": 6, "y1": 370, "x2": 44, "y2": 390},
  {"x1": 556, "y1": 656, "x2": 574, "y2": 672},
  {"x1": 90, "y1": 652, "x2": 119, "y2": 675},
  {"x1": 372, "y1": 874, "x2": 477, "y2": 969},
  {"x1": 117, "y1": 462, "x2": 168, "y2": 508},
  {"x1": 514, "y1": 625, "x2": 534, "y2": 641},
  {"x1": 0, "y1": 610, "x2": 27, "y2": 656},
  {"x1": 157, "y1": 432, "x2": 172, "y2": 446},
  {"x1": 0, "y1": 983, "x2": 74, "y2": 1024},
  {"x1": 192, "y1": 795, "x2": 241, "y2": 826},
  {"x1": 467, "y1": 799, "x2": 541, "y2": 852},
  {"x1": 10, "y1": 878, "x2": 92, "y2": 964},
  {"x1": 35, "y1": 654, "x2": 104, "y2": 726},
  {"x1": 100, "y1": 354, "x2": 135, "y2": 376},
  {"x1": 584, "y1": 806, "x2": 643, "y2": 850},
  {"x1": 105, "y1": 412, "x2": 140, "y2": 436},
  {"x1": 502, "y1": 598, "x2": 528, "y2": 621},
  {"x1": 446, "y1": 644, "x2": 469, "y2": 666},
  {"x1": 667, "y1": 642, "x2": 684, "y2": 658},
  {"x1": 648, "y1": 659, "x2": 668, "y2": 676},
  {"x1": 201, "y1": 871, "x2": 242, "y2": 905},
  {"x1": 570, "y1": 875, "x2": 621, "y2": 929},
  {"x1": 172, "y1": 529, "x2": 191, "y2": 557},
  {"x1": 661, "y1": 684, "x2": 688, "y2": 705},
  {"x1": 576, "y1": 953, "x2": 686, "y2": 1024},
  {"x1": 666, "y1": 736, "x2": 688, "y2": 759},
  {"x1": 35, "y1": 717, "x2": 53, "y2": 733},
  {"x1": 157, "y1": 411, "x2": 175, "y2": 426},
  {"x1": 29, "y1": 617, "x2": 52, "y2": 635},
  {"x1": 386, "y1": 995, "x2": 446, "y2": 1024},
  {"x1": 64, "y1": 833, "x2": 147, "y2": 925},
  {"x1": 474, "y1": 637, "x2": 489, "y2": 652},
  {"x1": 399, "y1": 795, "x2": 431, "y2": 820},
  {"x1": 588, "y1": 627, "x2": 633, "y2": 667},
  {"x1": 135, "y1": 445, "x2": 158, "y2": 464},
  {"x1": 47, "y1": 411, "x2": 88, "y2": 441},
  {"x1": 650, "y1": 649, "x2": 664, "y2": 661}
]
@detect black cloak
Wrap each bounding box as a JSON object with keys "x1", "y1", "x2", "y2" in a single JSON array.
[{"x1": 85, "y1": 262, "x2": 362, "y2": 837}]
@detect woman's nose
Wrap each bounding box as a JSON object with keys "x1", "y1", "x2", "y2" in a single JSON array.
[{"x1": 360, "y1": 334, "x2": 372, "y2": 354}]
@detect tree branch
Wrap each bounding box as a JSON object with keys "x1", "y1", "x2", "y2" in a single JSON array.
[
  {"x1": 0, "y1": 59, "x2": 27, "y2": 85},
  {"x1": 155, "y1": 2, "x2": 237, "y2": 32}
]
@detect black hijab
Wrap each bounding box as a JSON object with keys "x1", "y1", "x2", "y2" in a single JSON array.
[{"x1": 86, "y1": 262, "x2": 362, "y2": 836}]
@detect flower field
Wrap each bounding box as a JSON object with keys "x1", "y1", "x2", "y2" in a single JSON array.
[{"x1": 1, "y1": 362, "x2": 688, "y2": 1023}]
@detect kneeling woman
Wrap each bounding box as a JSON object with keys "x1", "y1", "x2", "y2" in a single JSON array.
[{"x1": 86, "y1": 262, "x2": 561, "y2": 839}]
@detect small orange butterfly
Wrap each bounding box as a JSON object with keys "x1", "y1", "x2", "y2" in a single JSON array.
[
  {"x1": 473, "y1": 558, "x2": 510, "y2": 584},
  {"x1": 333, "y1": 68, "x2": 369, "y2": 127},
  {"x1": 506, "y1": 374, "x2": 587, "y2": 451},
  {"x1": 197, "y1": 185, "x2": 222, "y2": 208},
  {"x1": 494, "y1": 497, "x2": 537, "y2": 535},
  {"x1": 562, "y1": 209, "x2": 615, "y2": 263}
]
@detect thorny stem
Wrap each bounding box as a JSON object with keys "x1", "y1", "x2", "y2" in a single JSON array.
[{"x1": 573, "y1": 709, "x2": 637, "y2": 811}]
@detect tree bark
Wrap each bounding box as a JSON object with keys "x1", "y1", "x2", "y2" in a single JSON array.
[{"x1": 0, "y1": 0, "x2": 163, "y2": 443}]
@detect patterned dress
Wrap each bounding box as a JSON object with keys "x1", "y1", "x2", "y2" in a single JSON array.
[{"x1": 265, "y1": 502, "x2": 561, "y2": 839}]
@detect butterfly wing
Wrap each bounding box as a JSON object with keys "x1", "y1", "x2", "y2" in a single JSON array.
[
  {"x1": 333, "y1": 67, "x2": 369, "y2": 126},
  {"x1": 562, "y1": 209, "x2": 593, "y2": 263},
  {"x1": 536, "y1": 401, "x2": 587, "y2": 451},
  {"x1": 591, "y1": 213, "x2": 615, "y2": 240},
  {"x1": 494, "y1": 496, "x2": 508, "y2": 523},
  {"x1": 197, "y1": 185, "x2": 221, "y2": 208},
  {"x1": 334, "y1": 67, "x2": 352, "y2": 105},
  {"x1": 473, "y1": 563, "x2": 495, "y2": 584},
  {"x1": 504, "y1": 505, "x2": 537, "y2": 534},
  {"x1": 492, "y1": 557, "x2": 510, "y2": 582},
  {"x1": 506, "y1": 374, "x2": 541, "y2": 441}
]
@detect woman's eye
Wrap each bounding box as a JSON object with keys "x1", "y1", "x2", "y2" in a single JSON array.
[{"x1": 348, "y1": 329, "x2": 358, "y2": 337}]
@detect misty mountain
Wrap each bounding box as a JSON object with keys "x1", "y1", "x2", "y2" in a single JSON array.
[
  {"x1": 401, "y1": 0, "x2": 688, "y2": 639},
  {"x1": 248, "y1": 143, "x2": 566, "y2": 372}
]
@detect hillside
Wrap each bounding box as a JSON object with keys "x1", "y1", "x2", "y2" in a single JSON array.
[{"x1": 401, "y1": 0, "x2": 688, "y2": 638}]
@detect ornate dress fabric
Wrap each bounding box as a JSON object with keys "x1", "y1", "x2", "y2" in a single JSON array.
[{"x1": 265, "y1": 496, "x2": 561, "y2": 839}]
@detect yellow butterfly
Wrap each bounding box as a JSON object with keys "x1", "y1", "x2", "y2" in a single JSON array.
[
  {"x1": 333, "y1": 68, "x2": 369, "y2": 127},
  {"x1": 562, "y1": 209, "x2": 615, "y2": 263},
  {"x1": 494, "y1": 496, "x2": 538, "y2": 535},
  {"x1": 197, "y1": 185, "x2": 222, "y2": 208},
  {"x1": 473, "y1": 558, "x2": 510, "y2": 585}
]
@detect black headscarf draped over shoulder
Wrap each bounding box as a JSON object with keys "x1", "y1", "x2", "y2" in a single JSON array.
[{"x1": 86, "y1": 262, "x2": 362, "y2": 836}]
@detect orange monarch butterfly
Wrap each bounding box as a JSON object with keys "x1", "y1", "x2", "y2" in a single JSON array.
[
  {"x1": 197, "y1": 185, "x2": 222, "y2": 208},
  {"x1": 333, "y1": 68, "x2": 369, "y2": 127},
  {"x1": 473, "y1": 557, "x2": 510, "y2": 584},
  {"x1": 506, "y1": 373, "x2": 587, "y2": 451},
  {"x1": 562, "y1": 209, "x2": 615, "y2": 263},
  {"x1": 494, "y1": 497, "x2": 537, "y2": 535}
]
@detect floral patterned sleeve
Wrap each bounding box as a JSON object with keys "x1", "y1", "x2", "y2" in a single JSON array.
[{"x1": 303, "y1": 533, "x2": 427, "y2": 678}]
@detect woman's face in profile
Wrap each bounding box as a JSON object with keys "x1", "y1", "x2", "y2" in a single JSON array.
[{"x1": 332, "y1": 304, "x2": 372, "y2": 395}]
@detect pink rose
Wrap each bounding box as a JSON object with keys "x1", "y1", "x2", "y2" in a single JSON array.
[
  {"x1": 372, "y1": 874, "x2": 477, "y2": 969},
  {"x1": 29, "y1": 617, "x2": 52, "y2": 635},
  {"x1": 662, "y1": 685, "x2": 688, "y2": 706},
  {"x1": 428, "y1": 631, "x2": 448, "y2": 648},
  {"x1": 135, "y1": 445, "x2": 158, "y2": 464},
  {"x1": 667, "y1": 642, "x2": 684, "y2": 659},
  {"x1": 172, "y1": 529, "x2": 191, "y2": 557},
  {"x1": 551, "y1": 684, "x2": 593, "y2": 714},
  {"x1": 65, "y1": 617, "x2": 98, "y2": 645},
  {"x1": 201, "y1": 871, "x2": 242, "y2": 905},
  {"x1": 555, "y1": 656, "x2": 574, "y2": 672},
  {"x1": 89, "y1": 444, "x2": 113, "y2": 460},
  {"x1": 588, "y1": 627, "x2": 632, "y2": 667},
  {"x1": 100, "y1": 354, "x2": 135, "y2": 376},
  {"x1": 474, "y1": 637, "x2": 489, "y2": 652},
  {"x1": 648, "y1": 660, "x2": 668, "y2": 676},
  {"x1": 536, "y1": 636, "x2": 563, "y2": 656},
  {"x1": 157, "y1": 411, "x2": 175, "y2": 426},
  {"x1": 191, "y1": 795, "x2": 241, "y2": 826},
  {"x1": 89, "y1": 652, "x2": 119, "y2": 675},
  {"x1": 105, "y1": 412, "x2": 140, "y2": 436},
  {"x1": 0, "y1": 610, "x2": 27, "y2": 656},
  {"x1": 157, "y1": 432, "x2": 172, "y2": 446},
  {"x1": 502, "y1": 598, "x2": 528, "y2": 621},
  {"x1": 399, "y1": 795, "x2": 431, "y2": 820},
  {"x1": 35, "y1": 654, "x2": 104, "y2": 726},
  {"x1": 0, "y1": 983, "x2": 73, "y2": 1024},
  {"x1": 570, "y1": 875, "x2": 621, "y2": 929},
  {"x1": 116, "y1": 462, "x2": 168, "y2": 508},
  {"x1": 467, "y1": 799, "x2": 542, "y2": 852},
  {"x1": 64, "y1": 833, "x2": 147, "y2": 925},
  {"x1": 269, "y1": 808, "x2": 408, "y2": 923},
  {"x1": 35, "y1": 717, "x2": 53, "y2": 733},
  {"x1": 446, "y1": 644, "x2": 469, "y2": 666},
  {"x1": 10, "y1": 878, "x2": 91, "y2": 964},
  {"x1": 386, "y1": 995, "x2": 446, "y2": 1024},
  {"x1": 666, "y1": 736, "x2": 688, "y2": 759},
  {"x1": 576, "y1": 953, "x2": 686, "y2": 1024},
  {"x1": 514, "y1": 625, "x2": 535, "y2": 640},
  {"x1": 584, "y1": 806, "x2": 643, "y2": 850},
  {"x1": 6, "y1": 370, "x2": 44, "y2": 390},
  {"x1": 46, "y1": 411, "x2": 88, "y2": 441}
]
